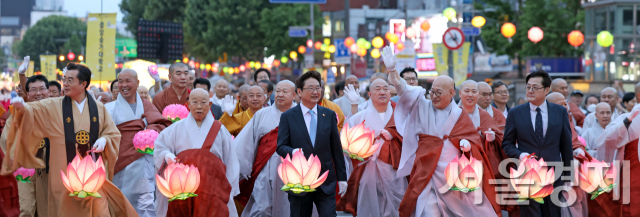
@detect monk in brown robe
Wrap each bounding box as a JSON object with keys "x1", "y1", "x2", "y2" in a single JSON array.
[
  {"x1": 220, "y1": 86, "x2": 266, "y2": 136},
  {"x1": 478, "y1": 82, "x2": 506, "y2": 131},
  {"x1": 1, "y1": 63, "x2": 137, "y2": 216},
  {"x1": 551, "y1": 78, "x2": 585, "y2": 127},
  {"x1": 153, "y1": 62, "x2": 191, "y2": 113}
]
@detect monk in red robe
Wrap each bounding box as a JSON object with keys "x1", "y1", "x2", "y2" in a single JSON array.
[
  {"x1": 153, "y1": 62, "x2": 191, "y2": 113},
  {"x1": 551, "y1": 78, "x2": 585, "y2": 127},
  {"x1": 478, "y1": 82, "x2": 506, "y2": 132}
]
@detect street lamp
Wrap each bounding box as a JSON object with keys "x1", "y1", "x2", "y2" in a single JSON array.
[
  {"x1": 59, "y1": 55, "x2": 65, "y2": 61},
  {"x1": 78, "y1": 55, "x2": 84, "y2": 62}
]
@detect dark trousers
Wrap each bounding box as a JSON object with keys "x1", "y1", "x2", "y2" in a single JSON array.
[
  {"x1": 519, "y1": 196, "x2": 562, "y2": 217},
  {"x1": 288, "y1": 188, "x2": 336, "y2": 217}
]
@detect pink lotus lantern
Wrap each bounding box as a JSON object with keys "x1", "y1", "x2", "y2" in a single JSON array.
[
  {"x1": 444, "y1": 155, "x2": 483, "y2": 192},
  {"x1": 14, "y1": 167, "x2": 35, "y2": 183},
  {"x1": 510, "y1": 157, "x2": 555, "y2": 203},
  {"x1": 133, "y1": 129, "x2": 159, "y2": 155},
  {"x1": 156, "y1": 163, "x2": 201, "y2": 201},
  {"x1": 148, "y1": 65, "x2": 158, "y2": 75},
  {"x1": 61, "y1": 155, "x2": 106, "y2": 198},
  {"x1": 340, "y1": 122, "x2": 380, "y2": 161},
  {"x1": 278, "y1": 151, "x2": 328, "y2": 194},
  {"x1": 162, "y1": 104, "x2": 189, "y2": 123},
  {"x1": 578, "y1": 159, "x2": 616, "y2": 199}
]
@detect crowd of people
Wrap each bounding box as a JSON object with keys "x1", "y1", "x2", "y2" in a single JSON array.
[{"x1": 0, "y1": 45, "x2": 639, "y2": 217}]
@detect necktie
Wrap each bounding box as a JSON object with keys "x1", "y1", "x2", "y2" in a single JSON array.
[
  {"x1": 309, "y1": 110, "x2": 317, "y2": 147},
  {"x1": 535, "y1": 107, "x2": 543, "y2": 143}
]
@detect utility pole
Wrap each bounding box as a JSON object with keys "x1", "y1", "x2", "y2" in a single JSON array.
[{"x1": 310, "y1": 4, "x2": 314, "y2": 42}]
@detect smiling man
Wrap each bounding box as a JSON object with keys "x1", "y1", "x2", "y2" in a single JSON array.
[
  {"x1": 220, "y1": 86, "x2": 265, "y2": 136},
  {"x1": 152, "y1": 62, "x2": 190, "y2": 112},
  {"x1": 104, "y1": 68, "x2": 172, "y2": 216}
]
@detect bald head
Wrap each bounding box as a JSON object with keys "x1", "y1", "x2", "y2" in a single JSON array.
[
  {"x1": 459, "y1": 80, "x2": 479, "y2": 110},
  {"x1": 601, "y1": 87, "x2": 618, "y2": 110},
  {"x1": 248, "y1": 85, "x2": 266, "y2": 111},
  {"x1": 239, "y1": 84, "x2": 251, "y2": 94},
  {"x1": 117, "y1": 68, "x2": 140, "y2": 102},
  {"x1": 277, "y1": 80, "x2": 295, "y2": 91},
  {"x1": 345, "y1": 75, "x2": 359, "y2": 90},
  {"x1": 433, "y1": 76, "x2": 455, "y2": 89},
  {"x1": 214, "y1": 79, "x2": 229, "y2": 98},
  {"x1": 431, "y1": 76, "x2": 455, "y2": 109},
  {"x1": 371, "y1": 72, "x2": 388, "y2": 82},
  {"x1": 190, "y1": 88, "x2": 209, "y2": 99},
  {"x1": 546, "y1": 92, "x2": 565, "y2": 104},
  {"x1": 189, "y1": 88, "x2": 211, "y2": 121},
  {"x1": 478, "y1": 82, "x2": 491, "y2": 90},
  {"x1": 595, "y1": 102, "x2": 612, "y2": 127},
  {"x1": 275, "y1": 80, "x2": 296, "y2": 111},
  {"x1": 119, "y1": 68, "x2": 139, "y2": 80},
  {"x1": 477, "y1": 82, "x2": 493, "y2": 109},
  {"x1": 551, "y1": 78, "x2": 569, "y2": 98},
  {"x1": 635, "y1": 82, "x2": 640, "y2": 97},
  {"x1": 460, "y1": 80, "x2": 478, "y2": 89}
]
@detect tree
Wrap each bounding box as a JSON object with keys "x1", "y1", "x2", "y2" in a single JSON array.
[
  {"x1": 143, "y1": 0, "x2": 187, "y2": 22},
  {"x1": 17, "y1": 15, "x2": 87, "y2": 70},
  {"x1": 120, "y1": 0, "x2": 150, "y2": 36},
  {"x1": 475, "y1": 0, "x2": 522, "y2": 59},
  {"x1": 62, "y1": 34, "x2": 82, "y2": 55},
  {"x1": 258, "y1": 4, "x2": 322, "y2": 58}
]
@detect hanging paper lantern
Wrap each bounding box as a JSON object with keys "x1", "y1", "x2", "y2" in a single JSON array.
[
  {"x1": 61, "y1": 155, "x2": 106, "y2": 198},
  {"x1": 568, "y1": 30, "x2": 585, "y2": 47},
  {"x1": 578, "y1": 159, "x2": 616, "y2": 199},
  {"x1": 597, "y1": 31, "x2": 614, "y2": 47},
  {"x1": 278, "y1": 151, "x2": 329, "y2": 194},
  {"x1": 182, "y1": 57, "x2": 189, "y2": 63},
  {"x1": 249, "y1": 61, "x2": 255, "y2": 68},
  {"x1": 222, "y1": 67, "x2": 228, "y2": 73},
  {"x1": 385, "y1": 32, "x2": 393, "y2": 40},
  {"x1": 306, "y1": 39, "x2": 313, "y2": 48},
  {"x1": 323, "y1": 38, "x2": 330, "y2": 45},
  {"x1": 396, "y1": 42, "x2": 405, "y2": 51},
  {"x1": 14, "y1": 167, "x2": 35, "y2": 183},
  {"x1": 357, "y1": 48, "x2": 367, "y2": 57},
  {"x1": 281, "y1": 56, "x2": 289, "y2": 64},
  {"x1": 397, "y1": 25, "x2": 405, "y2": 33},
  {"x1": 501, "y1": 22, "x2": 516, "y2": 38},
  {"x1": 273, "y1": 59, "x2": 281, "y2": 67},
  {"x1": 156, "y1": 163, "x2": 201, "y2": 201},
  {"x1": 298, "y1": 46, "x2": 306, "y2": 54},
  {"x1": 471, "y1": 16, "x2": 486, "y2": 28},
  {"x1": 444, "y1": 155, "x2": 483, "y2": 192},
  {"x1": 443, "y1": 7, "x2": 456, "y2": 20},
  {"x1": 254, "y1": 62, "x2": 261, "y2": 69},
  {"x1": 321, "y1": 44, "x2": 328, "y2": 51},
  {"x1": 328, "y1": 45, "x2": 336, "y2": 53},
  {"x1": 350, "y1": 44, "x2": 358, "y2": 53},
  {"x1": 528, "y1": 27, "x2": 544, "y2": 43},
  {"x1": 510, "y1": 157, "x2": 554, "y2": 204},
  {"x1": 356, "y1": 38, "x2": 368, "y2": 48},
  {"x1": 340, "y1": 122, "x2": 379, "y2": 161},
  {"x1": 406, "y1": 27, "x2": 416, "y2": 39},
  {"x1": 162, "y1": 104, "x2": 189, "y2": 123},
  {"x1": 372, "y1": 36, "x2": 384, "y2": 48},
  {"x1": 364, "y1": 41, "x2": 372, "y2": 50},
  {"x1": 133, "y1": 129, "x2": 159, "y2": 155},
  {"x1": 212, "y1": 66, "x2": 219, "y2": 73},
  {"x1": 195, "y1": 62, "x2": 200, "y2": 69},
  {"x1": 205, "y1": 64, "x2": 212, "y2": 71},
  {"x1": 345, "y1": 37, "x2": 355, "y2": 47},
  {"x1": 239, "y1": 65, "x2": 246, "y2": 71},
  {"x1": 290, "y1": 51, "x2": 298, "y2": 59},
  {"x1": 420, "y1": 21, "x2": 430, "y2": 32},
  {"x1": 314, "y1": 41, "x2": 322, "y2": 50},
  {"x1": 389, "y1": 34, "x2": 399, "y2": 44},
  {"x1": 371, "y1": 49, "x2": 381, "y2": 58},
  {"x1": 199, "y1": 63, "x2": 205, "y2": 70}
]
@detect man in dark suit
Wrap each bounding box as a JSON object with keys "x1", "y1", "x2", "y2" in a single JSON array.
[
  {"x1": 502, "y1": 71, "x2": 574, "y2": 217},
  {"x1": 193, "y1": 78, "x2": 223, "y2": 120},
  {"x1": 276, "y1": 71, "x2": 347, "y2": 217}
]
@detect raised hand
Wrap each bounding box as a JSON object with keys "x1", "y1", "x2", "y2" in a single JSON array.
[
  {"x1": 344, "y1": 84, "x2": 360, "y2": 105},
  {"x1": 223, "y1": 95, "x2": 235, "y2": 116},
  {"x1": 18, "y1": 56, "x2": 30, "y2": 75}
]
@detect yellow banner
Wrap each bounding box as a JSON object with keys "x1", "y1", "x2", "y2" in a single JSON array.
[
  {"x1": 13, "y1": 61, "x2": 34, "y2": 83},
  {"x1": 40, "y1": 55, "x2": 57, "y2": 81},
  {"x1": 86, "y1": 13, "x2": 117, "y2": 81},
  {"x1": 432, "y1": 43, "x2": 448, "y2": 75},
  {"x1": 452, "y1": 42, "x2": 471, "y2": 86}
]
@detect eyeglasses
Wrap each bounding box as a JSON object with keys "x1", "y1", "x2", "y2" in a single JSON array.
[
  {"x1": 495, "y1": 90, "x2": 508, "y2": 95},
  {"x1": 29, "y1": 87, "x2": 48, "y2": 93},
  {"x1": 303, "y1": 87, "x2": 323, "y2": 93},
  {"x1": 404, "y1": 78, "x2": 417, "y2": 82},
  {"x1": 524, "y1": 86, "x2": 544, "y2": 92},
  {"x1": 428, "y1": 89, "x2": 444, "y2": 97}
]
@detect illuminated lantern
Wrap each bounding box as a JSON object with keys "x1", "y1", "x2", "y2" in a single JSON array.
[
  {"x1": 239, "y1": 65, "x2": 246, "y2": 71},
  {"x1": 406, "y1": 27, "x2": 416, "y2": 39},
  {"x1": 397, "y1": 25, "x2": 405, "y2": 33},
  {"x1": 156, "y1": 163, "x2": 201, "y2": 201},
  {"x1": 249, "y1": 61, "x2": 255, "y2": 68},
  {"x1": 59, "y1": 55, "x2": 65, "y2": 61},
  {"x1": 324, "y1": 38, "x2": 330, "y2": 45},
  {"x1": 328, "y1": 45, "x2": 336, "y2": 53},
  {"x1": 578, "y1": 159, "x2": 616, "y2": 199},
  {"x1": 345, "y1": 37, "x2": 355, "y2": 47},
  {"x1": 281, "y1": 56, "x2": 289, "y2": 64},
  {"x1": 306, "y1": 39, "x2": 313, "y2": 48},
  {"x1": 254, "y1": 62, "x2": 261, "y2": 69},
  {"x1": 133, "y1": 129, "x2": 158, "y2": 155},
  {"x1": 78, "y1": 55, "x2": 84, "y2": 62},
  {"x1": 298, "y1": 46, "x2": 306, "y2": 54},
  {"x1": 205, "y1": 64, "x2": 211, "y2": 71},
  {"x1": 162, "y1": 104, "x2": 189, "y2": 123},
  {"x1": 14, "y1": 167, "x2": 35, "y2": 183},
  {"x1": 321, "y1": 44, "x2": 328, "y2": 51},
  {"x1": 350, "y1": 44, "x2": 358, "y2": 53},
  {"x1": 61, "y1": 155, "x2": 106, "y2": 198},
  {"x1": 195, "y1": 62, "x2": 200, "y2": 69},
  {"x1": 273, "y1": 59, "x2": 281, "y2": 67},
  {"x1": 597, "y1": 31, "x2": 614, "y2": 47},
  {"x1": 528, "y1": 27, "x2": 544, "y2": 43},
  {"x1": 371, "y1": 49, "x2": 381, "y2": 58},
  {"x1": 68, "y1": 52, "x2": 75, "y2": 61},
  {"x1": 471, "y1": 16, "x2": 486, "y2": 28},
  {"x1": 421, "y1": 22, "x2": 430, "y2": 32},
  {"x1": 385, "y1": 32, "x2": 393, "y2": 40},
  {"x1": 314, "y1": 41, "x2": 322, "y2": 50},
  {"x1": 357, "y1": 48, "x2": 367, "y2": 57},
  {"x1": 501, "y1": 22, "x2": 516, "y2": 38},
  {"x1": 278, "y1": 151, "x2": 329, "y2": 194},
  {"x1": 396, "y1": 42, "x2": 405, "y2": 51},
  {"x1": 290, "y1": 51, "x2": 298, "y2": 59},
  {"x1": 510, "y1": 157, "x2": 555, "y2": 204},
  {"x1": 389, "y1": 34, "x2": 399, "y2": 44},
  {"x1": 357, "y1": 38, "x2": 368, "y2": 48},
  {"x1": 183, "y1": 57, "x2": 189, "y2": 63},
  {"x1": 340, "y1": 122, "x2": 380, "y2": 161},
  {"x1": 568, "y1": 30, "x2": 585, "y2": 47},
  {"x1": 443, "y1": 7, "x2": 456, "y2": 20},
  {"x1": 444, "y1": 155, "x2": 483, "y2": 192},
  {"x1": 199, "y1": 63, "x2": 205, "y2": 70},
  {"x1": 372, "y1": 36, "x2": 384, "y2": 48},
  {"x1": 364, "y1": 41, "x2": 372, "y2": 49},
  {"x1": 222, "y1": 67, "x2": 228, "y2": 73}
]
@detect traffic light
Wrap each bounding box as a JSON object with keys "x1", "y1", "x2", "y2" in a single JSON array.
[{"x1": 137, "y1": 20, "x2": 183, "y2": 63}]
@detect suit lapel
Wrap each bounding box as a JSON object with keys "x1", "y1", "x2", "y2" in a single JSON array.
[
  {"x1": 313, "y1": 107, "x2": 325, "y2": 151},
  {"x1": 520, "y1": 103, "x2": 539, "y2": 145},
  {"x1": 293, "y1": 105, "x2": 314, "y2": 149}
]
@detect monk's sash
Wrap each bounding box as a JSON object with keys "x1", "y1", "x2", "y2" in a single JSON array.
[
  {"x1": 114, "y1": 119, "x2": 146, "y2": 174},
  {"x1": 35, "y1": 138, "x2": 50, "y2": 173},
  {"x1": 62, "y1": 91, "x2": 99, "y2": 164},
  {"x1": 164, "y1": 121, "x2": 232, "y2": 217},
  {"x1": 235, "y1": 127, "x2": 279, "y2": 206}
]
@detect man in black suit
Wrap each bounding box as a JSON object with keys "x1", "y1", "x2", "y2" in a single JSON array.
[
  {"x1": 193, "y1": 78, "x2": 223, "y2": 120},
  {"x1": 502, "y1": 71, "x2": 574, "y2": 217},
  {"x1": 276, "y1": 71, "x2": 347, "y2": 217}
]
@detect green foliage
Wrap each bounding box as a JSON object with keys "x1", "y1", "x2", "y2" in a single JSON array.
[
  {"x1": 62, "y1": 34, "x2": 82, "y2": 55},
  {"x1": 17, "y1": 16, "x2": 86, "y2": 70},
  {"x1": 119, "y1": 0, "x2": 150, "y2": 36},
  {"x1": 143, "y1": 0, "x2": 186, "y2": 22},
  {"x1": 259, "y1": 4, "x2": 323, "y2": 58}
]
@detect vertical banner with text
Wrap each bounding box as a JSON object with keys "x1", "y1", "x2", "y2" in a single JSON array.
[
  {"x1": 452, "y1": 42, "x2": 471, "y2": 86},
  {"x1": 432, "y1": 43, "x2": 448, "y2": 75},
  {"x1": 86, "y1": 13, "x2": 117, "y2": 82},
  {"x1": 40, "y1": 55, "x2": 57, "y2": 81},
  {"x1": 13, "y1": 61, "x2": 34, "y2": 83}
]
